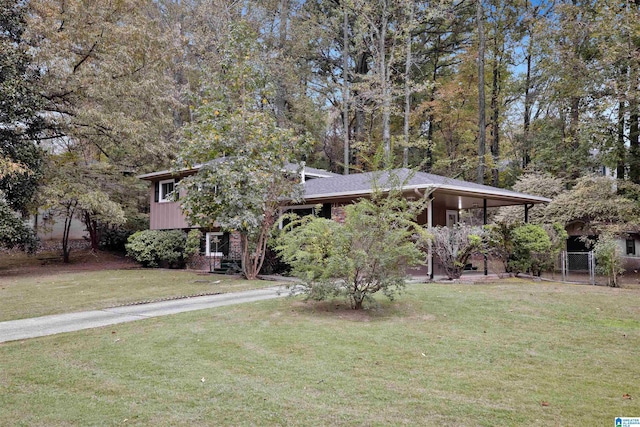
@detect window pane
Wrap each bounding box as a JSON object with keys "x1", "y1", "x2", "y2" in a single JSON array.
[
  {"x1": 161, "y1": 181, "x2": 174, "y2": 200},
  {"x1": 627, "y1": 239, "x2": 635, "y2": 255}
]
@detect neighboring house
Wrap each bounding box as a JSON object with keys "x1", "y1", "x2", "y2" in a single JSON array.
[
  {"x1": 138, "y1": 165, "x2": 550, "y2": 275},
  {"x1": 565, "y1": 152, "x2": 640, "y2": 270},
  {"x1": 29, "y1": 210, "x2": 88, "y2": 244},
  {"x1": 566, "y1": 221, "x2": 640, "y2": 270}
]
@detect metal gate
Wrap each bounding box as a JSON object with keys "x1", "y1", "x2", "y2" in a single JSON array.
[{"x1": 560, "y1": 251, "x2": 595, "y2": 285}]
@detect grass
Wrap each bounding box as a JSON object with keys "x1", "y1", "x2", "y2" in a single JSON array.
[
  {"x1": 1, "y1": 279, "x2": 638, "y2": 426},
  {"x1": 0, "y1": 251, "x2": 281, "y2": 321}
]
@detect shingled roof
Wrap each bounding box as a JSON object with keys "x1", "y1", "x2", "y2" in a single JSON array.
[{"x1": 303, "y1": 168, "x2": 550, "y2": 207}]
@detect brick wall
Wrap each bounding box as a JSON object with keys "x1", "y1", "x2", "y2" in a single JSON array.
[
  {"x1": 187, "y1": 254, "x2": 222, "y2": 271},
  {"x1": 331, "y1": 204, "x2": 346, "y2": 223},
  {"x1": 229, "y1": 231, "x2": 242, "y2": 260}
]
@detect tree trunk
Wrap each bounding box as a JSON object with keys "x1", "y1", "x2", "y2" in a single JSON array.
[
  {"x1": 342, "y1": 2, "x2": 350, "y2": 175},
  {"x1": 62, "y1": 215, "x2": 71, "y2": 263},
  {"x1": 61, "y1": 202, "x2": 77, "y2": 264},
  {"x1": 83, "y1": 211, "x2": 100, "y2": 252},
  {"x1": 274, "y1": 0, "x2": 290, "y2": 127},
  {"x1": 476, "y1": 0, "x2": 486, "y2": 184},
  {"x1": 522, "y1": 4, "x2": 532, "y2": 169},
  {"x1": 523, "y1": 54, "x2": 531, "y2": 168},
  {"x1": 424, "y1": 36, "x2": 441, "y2": 172},
  {"x1": 628, "y1": 0, "x2": 640, "y2": 183},
  {"x1": 402, "y1": 1, "x2": 414, "y2": 168},
  {"x1": 240, "y1": 233, "x2": 258, "y2": 280},
  {"x1": 617, "y1": 99, "x2": 626, "y2": 180},
  {"x1": 630, "y1": 105, "x2": 640, "y2": 183},
  {"x1": 490, "y1": 32, "x2": 501, "y2": 187},
  {"x1": 352, "y1": 52, "x2": 369, "y2": 167},
  {"x1": 569, "y1": 96, "x2": 580, "y2": 150},
  {"x1": 380, "y1": 0, "x2": 391, "y2": 166}
]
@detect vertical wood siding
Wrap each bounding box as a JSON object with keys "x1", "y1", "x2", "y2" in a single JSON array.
[{"x1": 148, "y1": 184, "x2": 191, "y2": 230}]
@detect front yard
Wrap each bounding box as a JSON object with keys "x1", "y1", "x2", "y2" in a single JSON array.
[
  {"x1": 0, "y1": 250, "x2": 280, "y2": 321},
  {"x1": 1, "y1": 279, "x2": 638, "y2": 425}
]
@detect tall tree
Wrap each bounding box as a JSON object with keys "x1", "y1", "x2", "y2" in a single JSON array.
[
  {"x1": 476, "y1": 0, "x2": 487, "y2": 184},
  {"x1": 27, "y1": 0, "x2": 179, "y2": 170},
  {"x1": 486, "y1": 0, "x2": 519, "y2": 186},
  {"x1": 178, "y1": 23, "x2": 310, "y2": 280},
  {"x1": 343, "y1": 0, "x2": 351, "y2": 174}
]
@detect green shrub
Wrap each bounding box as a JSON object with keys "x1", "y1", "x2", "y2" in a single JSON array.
[
  {"x1": 275, "y1": 194, "x2": 429, "y2": 310},
  {"x1": 185, "y1": 229, "x2": 202, "y2": 258},
  {"x1": 508, "y1": 223, "x2": 566, "y2": 276},
  {"x1": 125, "y1": 229, "x2": 189, "y2": 268},
  {"x1": 99, "y1": 213, "x2": 149, "y2": 252},
  {"x1": 0, "y1": 202, "x2": 38, "y2": 253},
  {"x1": 484, "y1": 223, "x2": 515, "y2": 273}
]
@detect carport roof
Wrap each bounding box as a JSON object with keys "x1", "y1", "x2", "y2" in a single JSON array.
[{"x1": 303, "y1": 168, "x2": 550, "y2": 208}]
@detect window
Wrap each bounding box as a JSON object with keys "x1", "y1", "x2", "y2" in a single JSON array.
[
  {"x1": 626, "y1": 239, "x2": 636, "y2": 256},
  {"x1": 446, "y1": 210, "x2": 459, "y2": 227},
  {"x1": 205, "y1": 232, "x2": 228, "y2": 257},
  {"x1": 279, "y1": 204, "x2": 326, "y2": 229},
  {"x1": 158, "y1": 179, "x2": 175, "y2": 202}
]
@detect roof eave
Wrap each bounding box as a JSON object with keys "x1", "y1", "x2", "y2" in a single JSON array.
[
  {"x1": 304, "y1": 183, "x2": 551, "y2": 205},
  {"x1": 137, "y1": 164, "x2": 203, "y2": 180}
]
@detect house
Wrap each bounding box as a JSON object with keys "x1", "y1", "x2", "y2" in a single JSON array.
[
  {"x1": 138, "y1": 164, "x2": 550, "y2": 275},
  {"x1": 565, "y1": 221, "x2": 640, "y2": 271}
]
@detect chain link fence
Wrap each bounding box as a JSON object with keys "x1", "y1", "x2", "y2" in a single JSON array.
[
  {"x1": 560, "y1": 251, "x2": 595, "y2": 285},
  {"x1": 427, "y1": 251, "x2": 640, "y2": 287}
]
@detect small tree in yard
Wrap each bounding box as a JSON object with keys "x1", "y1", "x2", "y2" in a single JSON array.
[
  {"x1": 275, "y1": 191, "x2": 430, "y2": 310},
  {"x1": 431, "y1": 225, "x2": 484, "y2": 280},
  {"x1": 40, "y1": 153, "x2": 126, "y2": 262},
  {"x1": 592, "y1": 233, "x2": 625, "y2": 287}
]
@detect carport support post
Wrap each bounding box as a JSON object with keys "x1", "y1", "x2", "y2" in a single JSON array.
[
  {"x1": 428, "y1": 197, "x2": 433, "y2": 280},
  {"x1": 483, "y1": 198, "x2": 488, "y2": 275}
]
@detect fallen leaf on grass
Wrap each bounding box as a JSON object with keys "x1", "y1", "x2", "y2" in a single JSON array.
[{"x1": 541, "y1": 401, "x2": 550, "y2": 407}]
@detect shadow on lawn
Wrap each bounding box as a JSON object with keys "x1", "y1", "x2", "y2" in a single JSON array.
[
  {"x1": 287, "y1": 297, "x2": 422, "y2": 322},
  {"x1": 0, "y1": 249, "x2": 139, "y2": 278}
]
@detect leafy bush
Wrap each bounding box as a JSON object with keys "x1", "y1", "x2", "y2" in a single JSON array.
[
  {"x1": 484, "y1": 223, "x2": 515, "y2": 273},
  {"x1": 275, "y1": 194, "x2": 429, "y2": 309},
  {"x1": 593, "y1": 233, "x2": 625, "y2": 287},
  {"x1": 99, "y1": 213, "x2": 149, "y2": 252},
  {"x1": 431, "y1": 225, "x2": 484, "y2": 279},
  {"x1": 0, "y1": 202, "x2": 38, "y2": 253},
  {"x1": 508, "y1": 223, "x2": 566, "y2": 276},
  {"x1": 125, "y1": 230, "x2": 190, "y2": 268},
  {"x1": 185, "y1": 229, "x2": 202, "y2": 258}
]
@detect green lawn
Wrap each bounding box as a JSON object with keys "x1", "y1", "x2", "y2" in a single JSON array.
[
  {"x1": 0, "y1": 268, "x2": 280, "y2": 321},
  {"x1": 1, "y1": 279, "x2": 638, "y2": 426}
]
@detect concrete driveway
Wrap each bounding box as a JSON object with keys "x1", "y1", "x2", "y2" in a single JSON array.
[{"x1": 0, "y1": 286, "x2": 288, "y2": 344}]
